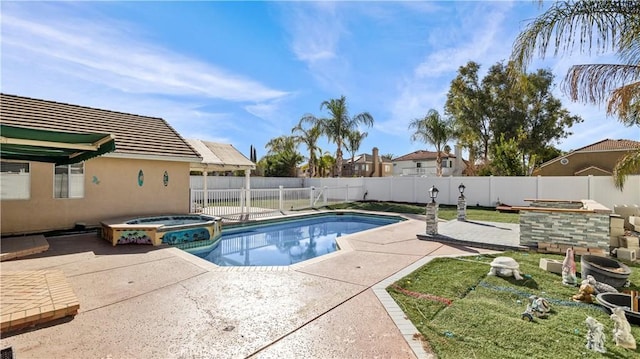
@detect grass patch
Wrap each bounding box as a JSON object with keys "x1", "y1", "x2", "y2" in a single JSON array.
[
  {"x1": 325, "y1": 201, "x2": 519, "y2": 223},
  {"x1": 388, "y1": 251, "x2": 640, "y2": 358}
]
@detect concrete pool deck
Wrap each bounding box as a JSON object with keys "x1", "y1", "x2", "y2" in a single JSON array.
[{"x1": 0, "y1": 213, "x2": 514, "y2": 358}]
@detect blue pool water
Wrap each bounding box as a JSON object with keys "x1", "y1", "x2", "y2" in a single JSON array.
[{"x1": 189, "y1": 213, "x2": 402, "y2": 267}]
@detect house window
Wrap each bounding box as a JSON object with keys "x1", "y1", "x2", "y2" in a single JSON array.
[
  {"x1": 54, "y1": 162, "x2": 84, "y2": 198},
  {"x1": 364, "y1": 164, "x2": 369, "y2": 171},
  {"x1": 416, "y1": 163, "x2": 422, "y2": 168},
  {"x1": 1, "y1": 161, "x2": 30, "y2": 199},
  {"x1": 384, "y1": 165, "x2": 391, "y2": 172}
]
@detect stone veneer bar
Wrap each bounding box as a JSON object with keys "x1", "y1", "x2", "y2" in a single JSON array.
[{"x1": 515, "y1": 199, "x2": 611, "y2": 251}]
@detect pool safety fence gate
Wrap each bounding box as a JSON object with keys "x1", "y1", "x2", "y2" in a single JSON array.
[{"x1": 189, "y1": 185, "x2": 364, "y2": 221}]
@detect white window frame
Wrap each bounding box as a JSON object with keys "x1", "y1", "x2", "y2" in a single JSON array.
[
  {"x1": 54, "y1": 162, "x2": 85, "y2": 199},
  {"x1": 0, "y1": 161, "x2": 30, "y2": 200}
]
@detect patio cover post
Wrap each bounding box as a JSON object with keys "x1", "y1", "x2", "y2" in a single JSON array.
[
  {"x1": 245, "y1": 169, "x2": 251, "y2": 215},
  {"x1": 203, "y1": 170, "x2": 208, "y2": 209}
]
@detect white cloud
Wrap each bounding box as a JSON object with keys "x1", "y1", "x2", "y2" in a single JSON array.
[
  {"x1": 415, "y1": 4, "x2": 513, "y2": 79},
  {"x1": 1, "y1": 11, "x2": 288, "y2": 103}
]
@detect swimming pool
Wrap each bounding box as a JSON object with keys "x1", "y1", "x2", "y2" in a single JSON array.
[{"x1": 188, "y1": 212, "x2": 404, "y2": 266}]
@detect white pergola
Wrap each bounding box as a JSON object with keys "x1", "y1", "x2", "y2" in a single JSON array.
[{"x1": 187, "y1": 139, "x2": 256, "y2": 208}]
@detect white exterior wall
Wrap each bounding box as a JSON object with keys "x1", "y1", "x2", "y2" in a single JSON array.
[
  {"x1": 190, "y1": 175, "x2": 640, "y2": 210},
  {"x1": 392, "y1": 158, "x2": 456, "y2": 177}
]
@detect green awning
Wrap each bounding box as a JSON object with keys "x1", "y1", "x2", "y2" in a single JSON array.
[{"x1": 0, "y1": 124, "x2": 116, "y2": 165}]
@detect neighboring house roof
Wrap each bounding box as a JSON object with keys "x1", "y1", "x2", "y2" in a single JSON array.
[
  {"x1": 0, "y1": 93, "x2": 201, "y2": 162},
  {"x1": 188, "y1": 139, "x2": 255, "y2": 171},
  {"x1": 536, "y1": 138, "x2": 640, "y2": 170},
  {"x1": 345, "y1": 153, "x2": 392, "y2": 163},
  {"x1": 575, "y1": 139, "x2": 640, "y2": 152},
  {"x1": 393, "y1": 150, "x2": 456, "y2": 161}
]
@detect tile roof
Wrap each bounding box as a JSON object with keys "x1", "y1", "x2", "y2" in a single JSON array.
[
  {"x1": 345, "y1": 153, "x2": 393, "y2": 163},
  {"x1": 574, "y1": 139, "x2": 640, "y2": 152},
  {"x1": 393, "y1": 150, "x2": 456, "y2": 161},
  {"x1": 188, "y1": 139, "x2": 255, "y2": 170},
  {"x1": 0, "y1": 93, "x2": 200, "y2": 161}
]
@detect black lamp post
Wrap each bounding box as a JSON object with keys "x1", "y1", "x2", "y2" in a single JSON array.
[
  {"x1": 458, "y1": 183, "x2": 466, "y2": 198},
  {"x1": 428, "y1": 185, "x2": 439, "y2": 203}
]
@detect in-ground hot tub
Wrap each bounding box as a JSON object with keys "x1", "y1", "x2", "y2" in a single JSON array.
[{"x1": 101, "y1": 214, "x2": 222, "y2": 248}]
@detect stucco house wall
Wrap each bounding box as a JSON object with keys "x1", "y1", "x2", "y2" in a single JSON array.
[
  {"x1": 0, "y1": 93, "x2": 201, "y2": 235},
  {"x1": 1, "y1": 157, "x2": 191, "y2": 235},
  {"x1": 533, "y1": 139, "x2": 640, "y2": 176}
]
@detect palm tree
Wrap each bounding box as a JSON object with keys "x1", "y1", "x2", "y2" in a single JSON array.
[
  {"x1": 264, "y1": 136, "x2": 303, "y2": 177},
  {"x1": 409, "y1": 109, "x2": 455, "y2": 177},
  {"x1": 292, "y1": 119, "x2": 322, "y2": 177},
  {"x1": 317, "y1": 151, "x2": 336, "y2": 177},
  {"x1": 302, "y1": 96, "x2": 374, "y2": 177},
  {"x1": 510, "y1": 0, "x2": 640, "y2": 188},
  {"x1": 345, "y1": 130, "x2": 368, "y2": 176}
]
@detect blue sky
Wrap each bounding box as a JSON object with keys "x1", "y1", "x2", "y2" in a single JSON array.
[{"x1": 2, "y1": 1, "x2": 637, "y2": 161}]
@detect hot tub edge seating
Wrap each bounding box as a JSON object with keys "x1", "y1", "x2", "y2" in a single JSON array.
[{"x1": 100, "y1": 215, "x2": 221, "y2": 246}]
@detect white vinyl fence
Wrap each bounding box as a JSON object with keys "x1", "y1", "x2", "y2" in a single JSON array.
[
  {"x1": 190, "y1": 175, "x2": 640, "y2": 218},
  {"x1": 190, "y1": 184, "x2": 365, "y2": 220}
]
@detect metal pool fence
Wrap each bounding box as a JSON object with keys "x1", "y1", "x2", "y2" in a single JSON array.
[{"x1": 190, "y1": 185, "x2": 364, "y2": 221}]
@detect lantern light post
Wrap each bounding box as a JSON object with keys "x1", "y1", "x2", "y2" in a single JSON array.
[
  {"x1": 425, "y1": 185, "x2": 439, "y2": 235},
  {"x1": 457, "y1": 182, "x2": 467, "y2": 221},
  {"x1": 428, "y1": 185, "x2": 439, "y2": 203}
]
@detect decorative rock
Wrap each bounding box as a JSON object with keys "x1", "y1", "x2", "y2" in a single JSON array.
[
  {"x1": 611, "y1": 307, "x2": 637, "y2": 350},
  {"x1": 562, "y1": 248, "x2": 577, "y2": 286},
  {"x1": 488, "y1": 257, "x2": 523, "y2": 280},
  {"x1": 585, "y1": 316, "x2": 607, "y2": 353}
]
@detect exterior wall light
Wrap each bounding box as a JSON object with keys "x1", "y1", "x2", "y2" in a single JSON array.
[{"x1": 458, "y1": 183, "x2": 466, "y2": 197}]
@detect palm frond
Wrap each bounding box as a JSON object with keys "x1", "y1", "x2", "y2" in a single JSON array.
[
  {"x1": 561, "y1": 63, "x2": 640, "y2": 104},
  {"x1": 511, "y1": 0, "x2": 639, "y2": 72},
  {"x1": 613, "y1": 148, "x2": 640, "y2": 190},
  {"x1": 606, "y1": 80, "x2": 640, "y2": 125}
]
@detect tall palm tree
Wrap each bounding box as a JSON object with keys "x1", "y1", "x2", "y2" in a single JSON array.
[
  {"x1": 510, "y1": 0, "x2": 640, "y2": 188},
  {"x1": 409, "y1": 109, "x2": 455, "y2": 177},
  {"x1": 302, "y1": 96, "x2": 374, "y2": 177},
  {"x1": 345, "y1": 130, "x2": 368, "y2": 176},
  {"x1": 292, "y1": 119, "x2": 322, "y2": 178}
]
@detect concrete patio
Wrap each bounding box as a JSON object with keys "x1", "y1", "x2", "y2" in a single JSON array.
[{"x1": 0, "y1": 213, "x2": 512, "y2": 358}]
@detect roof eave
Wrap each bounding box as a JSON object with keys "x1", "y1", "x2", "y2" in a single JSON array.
[{"x1": 103, "y1": 152, "x2": 202, "y2": 163}]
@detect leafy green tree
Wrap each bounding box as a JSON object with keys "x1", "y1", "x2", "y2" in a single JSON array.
[
  {"x1": 302, "y1": 96, "x2": 374, "y2": 177},
  {"x1": 445, "y1": 61, "x2": 491, "y2": 164},
  {"x1": 491, "y1": 133, "x2": 525, "y2": 176},
  {"x1": 345, "y1": 130, "x2": 368, "y2": 176},
  {"x1": 262, "y1": 136, "x2": 303, "y2": 177},
  {"x1": 445, "y1": 61, "x2": 581, "y2": 173},
  {"x1": 510, "y1": 0, "x2": 640, "y2": 188},
  {"x1": 408, "y1": 109, "x2": 455, "y2": 177},
  {"x1": 291, "y1": 119, "x2": 322, "y2": 178},
  {"x1": 484, "y1": 62, "x2": 581, "y2": 172}
]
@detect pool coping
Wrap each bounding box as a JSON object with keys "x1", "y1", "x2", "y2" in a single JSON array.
[{"x1": 176, "y1": 209, "x2": 409, "y2": 271}]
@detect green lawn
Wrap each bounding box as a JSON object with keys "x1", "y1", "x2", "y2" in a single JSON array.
[
  {"x1": 324, "y1": 201, "x2": 520, "y2": 223},
  {"x1": 389, "y1": 251, "x2": 640, "y2": 358}
]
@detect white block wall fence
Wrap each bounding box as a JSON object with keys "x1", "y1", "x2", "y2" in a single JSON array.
[{"x1": 190, "y1": 175, "x2": 640, "y2": 213}]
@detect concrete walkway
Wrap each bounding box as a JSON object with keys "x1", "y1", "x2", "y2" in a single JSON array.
[{"x1": 0, "y1": 214, "x2": 515, "y2": 358}]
